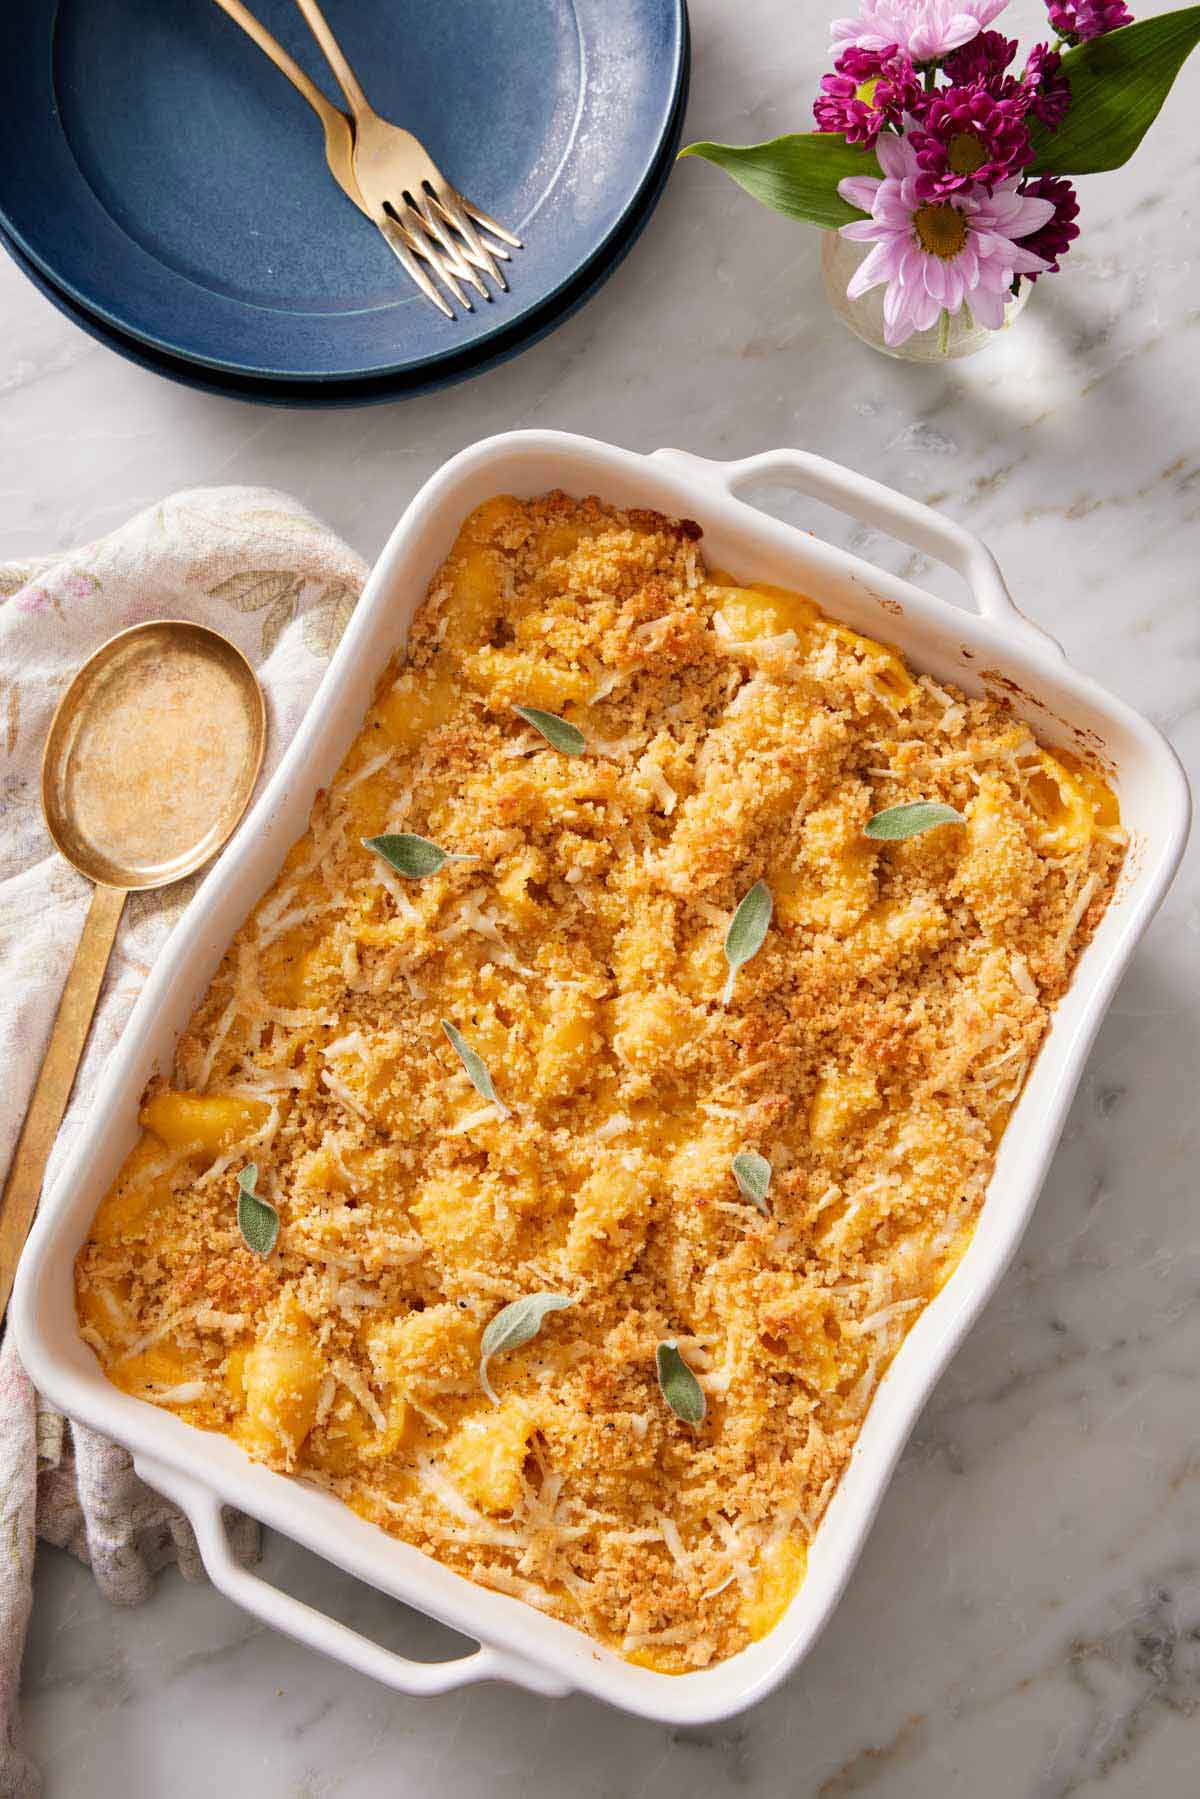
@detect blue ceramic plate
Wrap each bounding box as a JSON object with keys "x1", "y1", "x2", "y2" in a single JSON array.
[
  {"x1": 0, "y1": 0, "x2": 684, "y2": 383},
  {"x1": 0, "y1": 29, "x2": 688, "y2": 408}
]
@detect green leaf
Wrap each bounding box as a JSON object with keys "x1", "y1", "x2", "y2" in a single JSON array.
[
  {"x1": 1029, "y1": 8, "x2": 1200, "y2": 175},
  {"x1": 207, "y1": 569, "x2": 298, "y2": 613},
  {"x1": 512, "y1": 705, "x2": 586, "y2": 756},
  {"x1": 363, "y1": 833, "x2": 468, "y2": 879},
  {"x1": 479, "y1": 1293, "x2": 573, "y2": 1403},
  {"x1": 303, "y1": 579, "x2": 358, "y2": 660},
  {"x1": 679, "y1": 133, "x2": 874, "y2": 229},
  {"x1": 731, "y1": 1150, "x2": 772, "y2": 1216},
  {"x1": 656, "y1": 1340, "x2": 707, "y2": 1427},
  {"x1": 0, "y1": 566, "x2": 35, "y2": 599},
  {"x1": 236, "y1": 1164, "x2": 279, "y2": 1257},
  {"x1": 441, "y1": 1019, "x2": 510, "y2": 1119},
  {"x1": 260, "y1": 588, "x2": 297, "y2": 658},
  {"x1": 865, "y1": 801, "x2": 964, "y2": 841},
  {"x1": 722, "y1": 879, "x2": 773, "y2": 1004}
]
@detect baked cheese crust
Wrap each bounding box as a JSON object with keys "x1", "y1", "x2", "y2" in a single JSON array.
[{"x1": 76, "y1": 493, "x2": 1124, "y2": 1669}]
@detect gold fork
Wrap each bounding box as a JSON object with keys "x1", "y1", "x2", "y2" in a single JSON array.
[
  {"x1": 290, "y1": 0, "x2": 522, "y2": 300},
  {"x1": 212, "y1": 0, "x2": 507, "y2": 317}
]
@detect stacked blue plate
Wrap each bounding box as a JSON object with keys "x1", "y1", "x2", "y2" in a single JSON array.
[{"x1": 0, "y1": 0, "x2": 688, "y2": 406}]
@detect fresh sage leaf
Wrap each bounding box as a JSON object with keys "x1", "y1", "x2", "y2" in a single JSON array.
[
  {"x1": 512, "y1": 705, "x2": 586, "y2": 756},
  {"x1": 679, "y1": 133, "x2": 872, "y2": 229},
  {"x1": 441, "y1": 1019, "x2": 511, "y2": 1119},
  {"x1": 722, "y1": 879, "x2": 773, "y2": 1004},
  {"x1": 363, "y1": 832, "x2": 467, "y2": 879},
  {"x1": 236, "y1": 1163, "x2": 279, "y2": 1258},
  {"x1": 479, "y1": 1293, "x2": 573, "y2": 1403},
  {"x1": 1029, "y1": 9, "x2": 1200, "y2": 177},
  {"x1": 865, "y1": 801, "x2": 964, "y2": 842},
  {"x1": 731, "y1": 1150, "x2": 772, "y2": 1217},
  {"x1": 656, "y1": 1340, "x2": 707, "y2": 1427}
]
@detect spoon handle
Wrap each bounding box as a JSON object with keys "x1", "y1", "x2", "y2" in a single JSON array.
[{"x1": 0, "y1": 882, "x2": 126, "y2": 1321}]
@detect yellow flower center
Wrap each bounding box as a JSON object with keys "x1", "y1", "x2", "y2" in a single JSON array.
[
  {"x1": 947, "y1": 131, "x2": 988, "y2": 176},
  {"x1": 914, "y1": 202, "x2": 968, "y2": 260}
]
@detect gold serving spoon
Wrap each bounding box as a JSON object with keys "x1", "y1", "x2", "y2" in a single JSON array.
[{"x1": 0, "y1": 621, "x2": 265, "y2": 1319}]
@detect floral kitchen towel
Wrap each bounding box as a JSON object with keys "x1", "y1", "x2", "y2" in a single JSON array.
[{"x1": 0, "y1": 487, "x2": 370, "y2": 1797}]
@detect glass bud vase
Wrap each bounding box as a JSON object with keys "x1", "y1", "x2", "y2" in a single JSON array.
[{"x1": 820, "y1": 230, "x2": 1031, "y2": 363}]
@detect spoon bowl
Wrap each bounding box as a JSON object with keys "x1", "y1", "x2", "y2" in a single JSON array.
[
  {"x1": 42, "y1": 619, "x2": 265, "y2": 890},
  {"x1": 1, "y1": 620, "x2": 265, "y2": 1316}
]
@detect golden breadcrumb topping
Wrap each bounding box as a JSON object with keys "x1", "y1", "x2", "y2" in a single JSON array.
[{"x1": 76, "y1": 493, "x2": 1124, "y2": 1670}]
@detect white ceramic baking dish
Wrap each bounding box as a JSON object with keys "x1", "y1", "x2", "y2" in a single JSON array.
[{"x1": 12, "y1": 431, "x2": 1189, "y2": 1726}]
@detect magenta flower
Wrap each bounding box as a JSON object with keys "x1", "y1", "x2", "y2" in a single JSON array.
[
  {"x1": 814, "y1": 44, "x2": 924, "y2": 144},
  {"x1": 831, "y1": 0, "x2": 1012, "y2": 63},
  {"x1": 1046, "y1": 0, "x2": 1132, "y2": 40},
  {"x1": 942, "y1": 32, "x2": 1071, "y2": 129},
  {"x1": 1018, "y1": 174, "x2": 1080, "y2": 274},
  {"x1": 943, "y1": 28, "x2": 1019, "y2": 81},
  {"x1": 910, "y1": 82, "x2": 1034, "y2": 196},
  {"x1": 1022, "y1": 42, "x2": 1071, "y2": 127},
  {"x1": 837, "y1": 132, "x2": 1054, "y2": 345}
]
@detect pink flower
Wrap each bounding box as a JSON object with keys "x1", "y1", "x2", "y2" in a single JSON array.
[
  {"x1": 837, "y1": 131, "x2": 1055, "y2": 345},
  {"x1": 830, "y1": 0, "x2": 1012, "y2": 63},
  {"x1": 813, "y1": 44, "x2": 924, "y2": 144},
  {"x1": 910, "y1": 81, "x2": 1033, "y2": 196}
]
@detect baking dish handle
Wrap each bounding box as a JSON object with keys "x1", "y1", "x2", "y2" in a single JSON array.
[
  {"x1": 135, "y1": 1456, "x2": 572, "y2": 1700},
  {"x1": 651, "y1": 446, "x2": 1065, "y2": 658}
]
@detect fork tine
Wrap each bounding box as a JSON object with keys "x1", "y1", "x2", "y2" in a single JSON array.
[
  {"x1": 396, "y1": 207, "x2": 474, "y2": 311},
  {"x1": 460, "y1": 196, "x2": 523, "y2": 251},
  {"x1": 412, "y1": 194, "x2": 491, "y2": 301},
  {"x1": 378, "y1": 217, "x2": 454, "y2": 318},
  {"x1": 432, "y1": 201, "x2": 511, "y2": 268},
  {"x1": 463, "y1": 226, "x2": 512, "y2": 263},
  {"x1": 474, "y1": 228, "x2": 512, "y2": 260},
  {"x1": 433, "y1": 185, "x2": 508, "y2": 291},
  {"x1": 424, "y1": 190, "x2": 512, "y2": 269},
  {"x1": 424, "y1": 191, "x2": 503, "y2": 278}
]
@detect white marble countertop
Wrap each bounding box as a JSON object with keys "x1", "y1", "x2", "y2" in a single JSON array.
[{"x1": 6, "y1": 1, "x2": 1199, "y2": 1792}]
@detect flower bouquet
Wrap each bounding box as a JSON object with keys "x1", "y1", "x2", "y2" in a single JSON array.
[{"x1": 683, "y1": 1, "x2": 1200, "y2": 356}]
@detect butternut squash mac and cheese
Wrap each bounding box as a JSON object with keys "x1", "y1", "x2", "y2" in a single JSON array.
[{"x1": 76, "y1": 493, "x2": 1124, "y2": 1670}]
